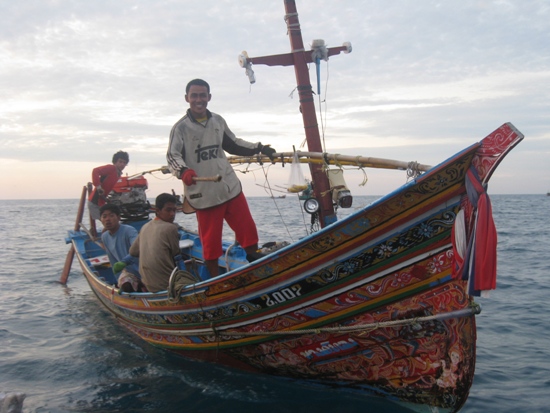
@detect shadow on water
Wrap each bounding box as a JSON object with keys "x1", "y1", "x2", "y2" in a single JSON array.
[{"x1": 60, "y1": 294, "x2": 416, "y2": 413}]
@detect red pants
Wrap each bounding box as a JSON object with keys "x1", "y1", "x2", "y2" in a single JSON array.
[{"x1": 196, "y1": 192, "x2": 258, "y2": 260}]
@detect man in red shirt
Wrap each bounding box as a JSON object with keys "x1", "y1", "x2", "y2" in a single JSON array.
[{"x1": 87, "y1": 150, "x2": 129, "y2": 223}]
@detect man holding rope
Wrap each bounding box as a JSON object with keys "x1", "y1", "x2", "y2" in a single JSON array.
[{"x1": 166, "y1": 78, "x2": 276, "y2": 277}]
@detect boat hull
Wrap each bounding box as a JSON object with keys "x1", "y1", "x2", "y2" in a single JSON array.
[{"x1": 70, "y1": 123, "x2": 523, "y2": 412}]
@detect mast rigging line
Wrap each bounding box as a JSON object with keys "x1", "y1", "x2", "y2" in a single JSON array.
[{"x1": 259, "y1": 163, "x2": 297, "y2": 243}]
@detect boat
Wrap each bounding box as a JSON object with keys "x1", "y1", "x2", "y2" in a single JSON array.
[{"x1": 60, "y1": 1, "x2": 523, "y2": 412}]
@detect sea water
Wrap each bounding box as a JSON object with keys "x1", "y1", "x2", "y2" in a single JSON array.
[{"x1": 0, "y1": 195, "x2": 549, "y2": 413}]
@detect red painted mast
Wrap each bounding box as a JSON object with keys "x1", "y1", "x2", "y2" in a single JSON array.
[{"x1": 239, "y1": 0, "x2": 351, "y2": 227}]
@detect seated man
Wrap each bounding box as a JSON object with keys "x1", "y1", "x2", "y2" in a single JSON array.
[
  {"x1": 99, "y1": 204, "x2": 143, "y2": 292},
  {"x1": 88, "y1": 151, "x2": 129, "y2": 228},
  {"x1": 129, "y1": 193, "x2": 194, "y2": 293}
]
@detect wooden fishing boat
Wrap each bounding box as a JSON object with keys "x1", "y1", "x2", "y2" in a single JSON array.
[{"x1": 61, "y1": 1, "x2": 523, "y2": 412}]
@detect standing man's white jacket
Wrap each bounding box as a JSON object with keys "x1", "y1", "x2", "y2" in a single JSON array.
[{"x1": 167, "y1": 109, "x2": 261, "y2": 210}]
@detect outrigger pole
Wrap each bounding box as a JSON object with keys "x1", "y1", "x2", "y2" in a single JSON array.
[
  {"x1": 238, "y1": 0, "x2": 352, "y2": 228},
  {"x1": 60, "y1": 185, "x2": 87, "y2": 284}
]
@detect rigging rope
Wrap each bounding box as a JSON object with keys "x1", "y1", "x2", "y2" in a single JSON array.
[
  {"x1": 259, "y1": 163, "x2": 296, "y2": 242},
  {"x1": 406, "y1": 161, "x2": 422, "y2": 181},
  {"x1": 136, "y1": 304, "x2": 481, "y2": 338}
]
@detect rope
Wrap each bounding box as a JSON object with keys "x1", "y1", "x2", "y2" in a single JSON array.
[
  {"x1": 317, "y1": 78, "x2": 327, "y2": 152},
  {"x1": 284, "y1": 12, "x2": 300, "y2": 34},
  {"x1": 260, "y1": 163, "x2": 296, "y2": 242},
  {"x1": 297, "y1": 192, "x2": 312, "y2": 235},
  {"x1": 320, "y1": 59, "x2": 329, "y2": 152},
  {"x1": 331, "y1": 154, "x2": 343, "y2": 168},
  {"x1": 137, "y1": 304, "x2": 481, "y2": 338},
  {"x1": 168, "y1": 267, "x2": 201, "y2": 303},
  {"x1": 406, "y1": 161, "x2": 421, "y2": 180},
  {"x1": 359, "y1": 168, "x2": 368, "y2": 186},
  {"x1": 224, "y1": 242, "x2": 235, "y2": 273}
]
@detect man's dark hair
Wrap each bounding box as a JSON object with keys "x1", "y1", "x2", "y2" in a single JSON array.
[
  {"x1": 186, "y1": 79, "x2": 210, "y2": 94},
  {"x1": 99, "y1": 203, "x2": 121, "y2": 216},
  {"x1": 112, "y1": 150, "x2": 129, "y2": 164},
  {"x1": 155, "y1": 193, "x2": 177, "y2": 211}
]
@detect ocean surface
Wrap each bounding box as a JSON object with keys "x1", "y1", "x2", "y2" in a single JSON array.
[{"x1": 1, "y1": 194, "x2": 549, "y2": 413}]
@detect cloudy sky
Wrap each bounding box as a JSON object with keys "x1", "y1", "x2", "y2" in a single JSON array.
[{"x1": 1, "y1": 0, "x2": 549, "y2": 200}]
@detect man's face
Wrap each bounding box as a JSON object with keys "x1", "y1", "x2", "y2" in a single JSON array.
[
  {"x1": 157, "y1": 202, "x2": 177, "y2": 223},
  {"x1": 100, "y1": 210, "x2": 120, "y2": 233},
  {"x1": 114, "y1": 158, "x2": 128, "y2": 172},
  {"x1": 185, "y1": 85, "x2": 211, "y2": 119}
]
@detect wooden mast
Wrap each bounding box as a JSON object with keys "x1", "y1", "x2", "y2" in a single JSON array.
[{"x1": 240, "y1": 0, "x2": 351, "y2": 227}]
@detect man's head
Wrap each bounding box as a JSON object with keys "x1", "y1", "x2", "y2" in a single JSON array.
[
  {"x1": 185, "y1": 79, "x2": 211, "y2": 120},
  {"x1": 99, "y1": 204, "x2": 121, "y2": 234},
  {"x1": 155, "y1": 193, "x2": 178, "y2": 223},
  {"x1": 185, "y1": 79, "x2": 210, "y2": 94},
  {"x1": 112, "y1": 150, "x2": 129, "y2": 172}
]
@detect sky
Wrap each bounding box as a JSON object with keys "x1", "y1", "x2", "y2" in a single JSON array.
[{"x1": 1, "y1": 0, "x2": 549, "y2": 200}]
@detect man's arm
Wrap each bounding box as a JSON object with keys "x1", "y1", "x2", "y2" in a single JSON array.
[
  {"x1": 120, "y1": 254, "x2": 137, "y2": 266},
  {"x1": 129, "y1": 233, "x2": 140, "y2": 257},
  {"x1": 222, "y1": 132, "x2": 260, "y2": 156},
  {"x1": 91, "y1": 164, "x2": 114, "y2": 186},
  {"x1": 100, "y1": 232, "x2": 118, "y2": 267},
  {"x1": 169, "y1": 225, "x2": 181, "y2": 257},
  {"x1": 167, "y1": 122, "x2": 188, "y2": 178},
  {"x1": 126, "y1": 225, "x2": 139, "y2": 246},
  {"x1": 219, "y1": 116, "x2": 260, "y2": 156},
  {"x1": 220, "y1": 117, "x2": 276, "y2": 159}
]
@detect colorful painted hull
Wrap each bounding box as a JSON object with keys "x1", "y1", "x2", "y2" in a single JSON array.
[{"x1": 68, "y1": 123, "x2": 522, "y2": 412}]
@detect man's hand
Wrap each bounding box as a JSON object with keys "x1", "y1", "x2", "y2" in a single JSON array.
[
  {"x1": 182, "y1": 169, "x2": 198, "y2": 186},
  {"x1": 97, "y1": 185, "x2": 105, "y2": 196},
  {"x1": 260, "y1": 144, "x2": 277, "y2": 163}
]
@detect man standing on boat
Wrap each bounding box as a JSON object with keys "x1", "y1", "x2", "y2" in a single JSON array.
[
  {"x1": 99, "y1": 203, "x2": 143, "y2": 292},
  {"x1": 87, "y1": 151, "x2": 129, "y2": 224},
  {"x1": 166, "y1": 78, "x2": 276, "y2": 277}
]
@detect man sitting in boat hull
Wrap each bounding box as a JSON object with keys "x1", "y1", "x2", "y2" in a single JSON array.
[
  {"x1": 99, "y1": 204, "x2": 143, "y2": 292},
  {"x1": 128, "y1": 193, "x2": 195, "y2": 293}
]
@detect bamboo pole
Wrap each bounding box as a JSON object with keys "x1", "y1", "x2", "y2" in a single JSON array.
[
  {"x1": 59, "y1": 186, "x2": 87, "y2": 284},
  {"x1": 226, "y1": 151, "x2": 432, "y2": 172},
  {"x1": 193, "y1": 174, "x2": 222, "y2": 182},
  {"x1": 126, "y1": 166, "x2": 171, "y2": 180}
]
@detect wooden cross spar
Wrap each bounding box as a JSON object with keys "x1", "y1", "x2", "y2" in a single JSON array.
[{"x1": 239, "y1": 0, "x2": 352, "y2": 227}]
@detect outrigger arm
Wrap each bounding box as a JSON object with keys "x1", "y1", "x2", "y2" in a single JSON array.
[{"x1": 238, "y1": 0, "x2": 352, "y2": 228}]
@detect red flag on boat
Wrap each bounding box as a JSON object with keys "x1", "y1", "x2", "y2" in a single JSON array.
[{"x1": 451, "y1": 168, "x2": 498, "y2": 294}]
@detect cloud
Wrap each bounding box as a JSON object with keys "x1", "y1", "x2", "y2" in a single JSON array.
[{"x1": 1, "y1": 0, "x2": 549, "y2": 199}]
